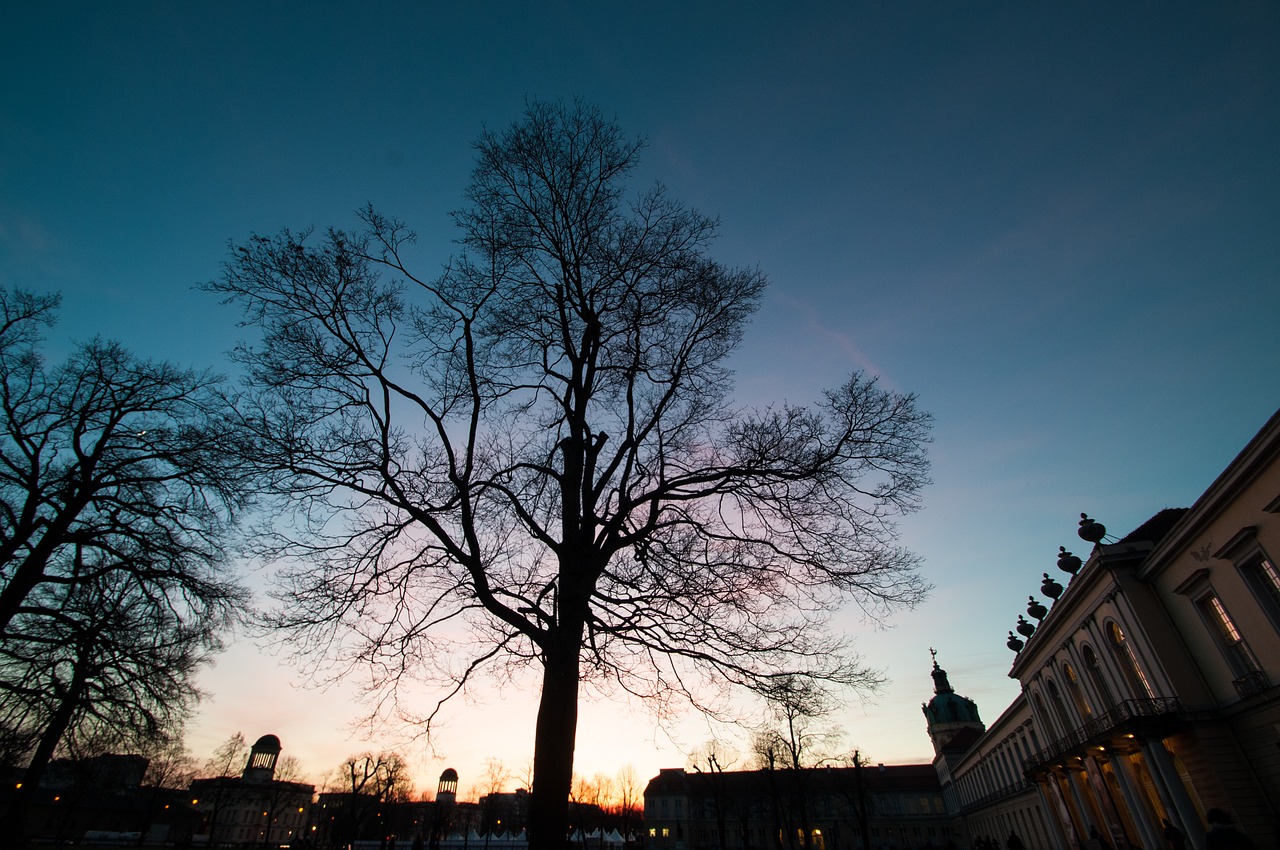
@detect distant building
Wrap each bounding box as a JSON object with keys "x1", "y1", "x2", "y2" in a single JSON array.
[
  {"x1": 0, "y1": 751, "x2": 200, "y2": 845},
  {"x1": 932, "y1": 406, "x2": 1280, "y2": 849},
  {"x1": 478, "y1": 787, "x2": 531, "y2": 835},
  {"x1": 643, "y1": 762, "x2": 953, "y2": 850},
  {"x1": 923, "y1": 661, "x2": 1055, "y2": 848},
  {"x1": 189, "y1": 733, "x2": 314, "y2": 846}
]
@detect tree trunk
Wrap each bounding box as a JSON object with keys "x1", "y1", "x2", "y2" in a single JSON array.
[
  {"x1": 2, "y1": 667, "x2": 87, "y2": 847},
  {"x1": 528, "y1": 644, "x2": 581, "y2": 850}
]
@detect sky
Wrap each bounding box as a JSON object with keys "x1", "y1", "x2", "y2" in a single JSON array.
[{"x1": 3, "y1": 2, "x2": 1279, "y2": 798}]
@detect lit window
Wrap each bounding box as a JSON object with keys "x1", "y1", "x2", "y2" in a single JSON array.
[
  {"x1": 1198, "y1": 592, "x2": 1261, "y2": 676},
  {"x1": 1108, "y1": 622, "x2": 1154, "y2": 698},
  {"x1": 1246, "y1": 558, "x2": 1280, "y2": 625}
]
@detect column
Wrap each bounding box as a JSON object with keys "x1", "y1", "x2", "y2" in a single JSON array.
[{"x1": 1140, "y1": 740, "x2": 1203, "y2": 850}]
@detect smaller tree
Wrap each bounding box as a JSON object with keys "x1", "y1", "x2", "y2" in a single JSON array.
[
  {"x1": 326, "y1": 751, "x2": 414, "y2": 845},
  {"x1": 477, "y1": 758, "x2": 513, "y2": 839},
  {"x1": 690, "y1": 741, "x2": 741, "y2": 850},
  {"x1": 833, "y1": 750, "x2": 875, "y2": 850},
  {"x1": 612, "y1": 766, "x2": 643, "y2": 842},
  {"x1": 203, "y1": 732, "x2": 249, "y2": 778},
  {"x1": 197, "y1": 732, "x2": 249, "y2": 842},
  {"x1": 137, "y1": 737, "x2": 200, "y2": 839},
  {"x1": 754, "y1": 679, "x2": 845, "y2": 850}
]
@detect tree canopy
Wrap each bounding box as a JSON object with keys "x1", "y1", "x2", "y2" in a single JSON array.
[
  {"x1": 0, "y1": 288, "x2": 247, "y2": 845},
  {"x1": 210, "y1": 100, "x2": 931, "y2": 849}
]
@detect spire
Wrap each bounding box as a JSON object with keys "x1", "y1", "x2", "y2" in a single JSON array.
[
  {"x1": 922, "y1": 651, "x2": 986, "y2": 758},
  {"x1": 930, "y1": 647, "x2": 954, "y2": 694}
]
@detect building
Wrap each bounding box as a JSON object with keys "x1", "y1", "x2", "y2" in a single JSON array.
[
  {"x1": 189, "y1": 733, "x2": 314, "y2": 846},
  {"x1": 0, "y1": 752, "x2": 201, "y2": 845},
  {"x1": 643, "y1": 762, "x2": 954, "y2": 850},
  {"x1": 936, "y1": 406, "x2": 1280, "y2": 849},
  {"x1": 923, "y1": 653, "x2": 1057, "y2": 849}
]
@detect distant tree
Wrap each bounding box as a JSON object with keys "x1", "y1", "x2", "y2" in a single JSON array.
[
  {"x1": 326, "y1": 751, "x2": 414, "y2": 845},
  {"x1": 274, "y1": 753, "x2": 309, "y2": 784},
  {"x1": 570, "y1": 772, "x2": 611, "y2": 849},
  {"x1": 142, "y1": 736, "x2": 200, "y2": 790},
  {"x1": 612, "y1": 766, "x2": 642, "y2": 841},
  {"x1": 833, "y1": 750, "x2": 874, "y2": 850},
  {"x1": 0, "y1": 289, "x2": 247, "y2": 845},
  {"x1": 477, "y1": 758, "x2": 513, "y2": 838},
  {"x1": 753, "y1": 678, "x2": 844, "y2": 850},
  {"x1": 196, "y1": 732, "x2": 249, "y2": 845},
  {"x1": 203, "y1": 731, "x2": 249, "y2": 778},
  {"x1": 690, "y1": 741, "x2": 741, "y2": 850},
  {"x1": 256, "y1": 754, "x2": 312, "y2": 849},
  {"x1": 210, "y1": 99, "x2": 931, "y2": 850},
  {"x1": 136, "y1": 736, "x2": 200, "y2": 839}
]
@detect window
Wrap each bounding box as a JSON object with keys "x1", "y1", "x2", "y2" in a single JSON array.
[
  {"x1": 1176, "y1": 561, "x2": 1267, "y2": 695},
  {"x1": 1197, "y1": 592, "x2": 1261, "y2": 677},
  {"x1": 1216, "y1": 528, "x2": 1280, "y2": 626},
  {"x1": 1108, "y1": 622, "x2": 1154, "y2": 698},
  {"x1": 1081, "y1": 644, "x2": 1116, "y2": 710},
  {"x1": 1046, "y1": 679, "x2": 1075, "y2": 733},
  {"x1": 1063, "y1": 662, "x2": 1093, "y2": 719},
  {"x1": 1032, "y1": 692, "x2": 1058, "y2": 739},
  {"x1": 1243, "y1": 557, "x2": 1280, "y2": 626}
]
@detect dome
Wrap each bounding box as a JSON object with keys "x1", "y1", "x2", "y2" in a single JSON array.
[
  {"x1": 921, "y1": 653, "x2": 983, "y2": 726},
  {"x1": 924, "y1": 690, "x2": 982, "y2": 724},
  {"x1": 440, "y1": 768, "x2": 459, "y2": 782},
  {"x1": 251, "y1": 734, "x2": 282, "y2": 752}
]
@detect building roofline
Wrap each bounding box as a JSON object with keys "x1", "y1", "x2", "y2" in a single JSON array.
[{"x1": 1140, "y1": 405, "x2": 1280, "y2": 577}]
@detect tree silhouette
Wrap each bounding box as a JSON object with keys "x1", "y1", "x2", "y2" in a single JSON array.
[
  {"x1": 0, "y1": 290, "x2": 249, "y2": 636},
  {"x1": 210, "y1": 100, "x2": 931, "y2": 850},
  {"x1": 0, "y1": 289, "x2": 247, "y2": 845}
]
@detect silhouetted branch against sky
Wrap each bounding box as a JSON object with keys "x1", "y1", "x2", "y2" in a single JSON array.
[{"x1": 208, "y1": 99, "x2": 931, "y2": 850}]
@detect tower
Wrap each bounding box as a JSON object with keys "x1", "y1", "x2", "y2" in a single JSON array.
[
  {"x1": 242, "y1": 733, "x2": 282, "y2": 783},
  {"x1": 437, "y1": 767, "x2": 458, "y2": 806},
  {"x1": 921, "y1": 649, "x2": 985, "y2": 758}
]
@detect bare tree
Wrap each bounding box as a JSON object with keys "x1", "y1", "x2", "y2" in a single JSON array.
[
  {"x1": 612, "y1": 766, "x2": 642, "y2": 840},
  {"x1": 0, "y1": 564, "x2": 237, "y2": 842},
  {"x1": 137, "y1": 737, "x2": 200, "y2": 839},
  {"x1": 209, "y1": 100, "x2": 931, "y2": 850},
  {"x1": 326, "y1": 751, "x2": 414, "y2": 846},
  {"x1": 478, "y1": 757, "x2": 513, "y2": 839},
  {"x1": 0, "y1": 290, "x2": 250, "y2": 636},
  {"x1": 195, "y1": 731, "x2": 250, "y2": 844},
  {"x1": 0, "y1": 290, "x2": 247, "y2": 844},
  {"x1": 203, "y1": 731, "x2": 248, "y2": 778},
  {"x1": 753, "y1": 679, "x2": 845, "y2": 850},
  {"x1": 691, "y1": 741, "x2": 741, "y2": 850}
]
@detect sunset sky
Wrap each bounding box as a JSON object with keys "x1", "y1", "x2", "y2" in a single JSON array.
[{"x1": 3, "y1": 3, "x2": 1279, "y2": 796}]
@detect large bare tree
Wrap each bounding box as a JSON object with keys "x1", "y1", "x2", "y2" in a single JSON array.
[{"x1": 210, "y1": 100, "x2": 931, "y2": 850}]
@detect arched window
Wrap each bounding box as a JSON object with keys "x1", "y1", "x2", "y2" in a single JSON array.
[
  {"x1": 1062, "y1": 662, "x2": 1093, "y2": 719},
  {"x1": 1045, "y1": 679, "x2": 1075, "y2": 733},
  {"x1": 1081, "y1": 644, "x2": 1116, "y2": 710},
  {"x1": 1108, "y1": 622, "x2": 1153, "y2": 698},
  {"x1": 1032, "y1": 692, "x2": 1058, "y2": 739}
]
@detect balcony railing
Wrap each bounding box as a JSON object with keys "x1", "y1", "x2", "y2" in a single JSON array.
[
  {"x1": 959, "y1": 778, "x2": 1034, "y2": 814},
  {"x1": 1022, "y1": 697, "x2": 1182, "y2": 774},
  {"x1": 1232, "y1": 670, "x2": 1270, "y2": 698}
]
